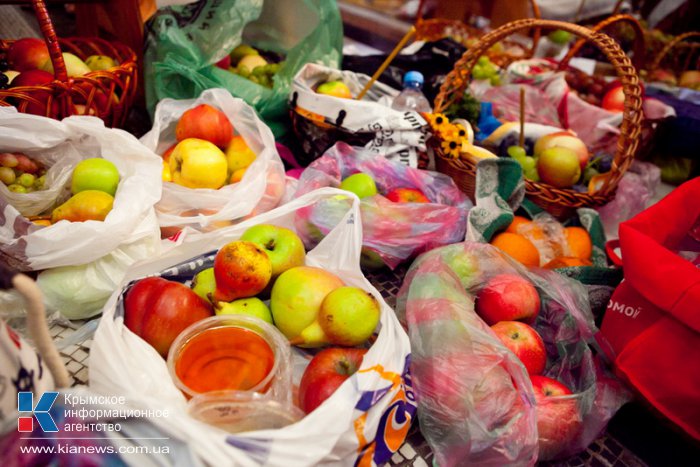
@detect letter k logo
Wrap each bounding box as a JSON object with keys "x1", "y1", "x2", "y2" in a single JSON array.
[{"x1": 18, "y1": 392, "x2": 59, "y2": 432}]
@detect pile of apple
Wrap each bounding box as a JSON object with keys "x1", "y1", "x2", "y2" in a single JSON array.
[
  {"x1": 214, "y1": 44, "x2": 284, "y2": 89},
  {"x1": 123, "y1": 224, "x2": 381, "y2": 414},
  {"x1": 1, "y1": 38, "x2": 120, "y2": 115},
  {"x1": 0, "y1": 152, "x2": 46, "y2": 193},
  {"x1": 339, "y1": 172, "x2": 430, "y2": 203},
  {"x1": 474, "y1": 273, "x2": 580, "y2": 459},
  {"x1": 648, "y1": 69, "x2": 700, "y2": 90},
  {"x1": 503, "y1": 131, "x2": 609, "y2": 192},
  {"x1": 162, "y1": 104, "x2": 257, "y2": 188}
]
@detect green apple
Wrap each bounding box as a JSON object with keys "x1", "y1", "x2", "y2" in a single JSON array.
[
  {"x1": 191, "y1": 267, "x2": 216, "y2": 302},
  {"x1": 360, "y1": 247, "x2": 385, "y2": 270},
  {"x1": 71, "y1": 158, "x2": 120, "y2": 196},
  {"x1": 537, "y1": 147, "x2": 581, "y2": 188},
  {"x1": 548, "y1": 30, "x2": 572, "y2": 45},
  {"x1": 318, "y1": 286, "x2": 380, "y2": 346},
  {"x1": 85, "y1": 55, "x2": 117, "y2": 71},
  {"x1": 41, "y1": 52, "x2": 91, "y2": 77},
  {"x1": 316, "y1": 80, "x2": 352, "y2": 99},
  {"x1": 215, "y1": 297, "x2": 273, "y2": 324},
  {"x1": 270, "y1": 266, "x2": 344, "y2": 347},
  {"x1": 339, "y1": 173, "x2": 377, "y2": 199},
  {"x1": 17, "y1": 173, "x2": 35, "y2": 188},
  {"x1": 240, "y1": 224, "x2": 306, "y2": 278}
]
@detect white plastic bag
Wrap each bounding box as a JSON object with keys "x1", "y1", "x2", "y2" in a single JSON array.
[
  {"x1": 91, "y1": 188, "x2": 415, "y2": 466},
  {"x1": 140, "y1": 88, "x2": 286, "y2": 233},
  {"x1": 0, "y1": 108, "x2": 162, "y2": 271},
  {"x1": 291, "y1": 63, "x2": 430, "y2": 167}
]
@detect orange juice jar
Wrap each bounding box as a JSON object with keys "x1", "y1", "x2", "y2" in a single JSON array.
[{"x1": 167, "y1": 315, "x2": 292, "y2": 401}]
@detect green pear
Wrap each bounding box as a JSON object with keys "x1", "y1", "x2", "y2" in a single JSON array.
[
  {"x1": 215, "y1": 297, "x2": 273, "y2": 324},
  {"x1": 318, "y1": 286, "x2": 380, "y2": 346},
  {"x1": 191, "y1": 267, "x2": 216, "y2": 303},
  {"x1": 41, "y1": 53, "x2": 91, "y2": 77},
  {"x1": 85, "y1": 55, "x2": 117, "y2": 71}
]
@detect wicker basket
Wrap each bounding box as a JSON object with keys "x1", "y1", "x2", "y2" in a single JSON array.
[
  {"x1": 0, "y1": 0, "x2": 138, "y2": 128},
  {"x1": 414, "y1": 0, "x2": 542, "y2": 67},
  {"x1": 648, "y1": 31, "x2": 700, "y2": 77},
  {"x1": 433, "y1": 19, "x2": 644, "y2": 220}
]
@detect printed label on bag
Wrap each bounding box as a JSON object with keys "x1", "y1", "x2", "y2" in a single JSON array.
[{"x1": 607, "y1": 300, "x2": 642, "y2": 319}]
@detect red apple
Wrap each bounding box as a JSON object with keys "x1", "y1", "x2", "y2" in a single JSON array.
[
  {"x1": 8, "y1": 38, "x2": 50, "y2": 72},
  {"x1": 601, "y1": 85, "x2": 625, "y2": 113},
  {"x1": 475, "y1": 273, "x2": 540, "y2": 325},
  {"x1": 11, "y1": 69, "x2": 56, "y2": 116},
  {"x1": 491, "y1": 321, "x2": 546, "y2": 375},
  {"x1": 649, "y1": 69, "x2": 677, "y2": 86},
  {"x1": 385, "y1": 187, "x2": 430, "y2": 203},
  {"x1": 299, "y1": 347, "x2": 367, "y2": 413},
  {"x1": 530, "y1": 375, "x2": 581, "y2": 460},
  {"x1": 175, "y1": 104, "x2": 233, "y2": 149},
  {"x1": 215, "y1": 55, "x2": 231, "y2": 70},
  {"x1": 533, "y1": 132, "x2": 589, "y2": 171},
  {"x1": 124, "y1": 277, "x2": 214, "y2": 357},
  {"x1": 213, "y1": 241, "x2": 272, "y2": 302},
  {"x1": 11, "y1": 69, "x2": 54, "y2": 87},
  {"x1": 161, "y1": 143, "x2": 177, "y2": 162}
]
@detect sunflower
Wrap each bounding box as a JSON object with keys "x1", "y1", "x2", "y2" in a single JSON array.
[
  {"x1": 454, "y1": 124, "x2": 468, "y2": 139},
  {"x1": 441, "y1": 136, "x2": 462, "y2": 159},
  {"x1": 425, "y1": 113, "x2": 451, "y2": 134}
]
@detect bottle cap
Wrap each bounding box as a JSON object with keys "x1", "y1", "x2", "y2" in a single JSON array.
[{"x1": 404, "y1": 71, "x2": 424, "y2": 87}]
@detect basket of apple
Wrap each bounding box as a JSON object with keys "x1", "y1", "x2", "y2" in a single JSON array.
[
  {"x1": 292, "y1": 142, "x2": 471, "y2": 270},
  {"x1": 0, "y1": 1, "x2": 138, "y2": 127},
  {"x1": 433, "y1": 19, "x2": 645, "y2": 220},
  {"x1": 0, "y1": 108, "x2": 160, "y2": 273},
  {"x1": 91, "y1": 190, "x2": 413, "y2": 465},
  {"x1": 140, "y1": 89, "x2": 286, "y2": 236},
  {"x1": 397, "y1": 240, "x2": 630, "y2": 464}
]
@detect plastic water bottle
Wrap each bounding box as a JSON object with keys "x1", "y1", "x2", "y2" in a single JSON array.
[{"x1": 391, "y1": 71, "x2": 432, "y2": 113}]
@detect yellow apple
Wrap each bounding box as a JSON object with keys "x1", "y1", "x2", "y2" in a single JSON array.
[
  {"x1": 225, "y1": 135, "x2": 256, "y2": 172},
  {"x1": 41, "y1": 53, "x2": 91, "y2": 77},
  {"x1": 169, "y1": 138, "x2": 228, "y2": 189}
]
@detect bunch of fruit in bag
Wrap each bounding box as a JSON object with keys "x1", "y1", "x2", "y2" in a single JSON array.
[
  {"x1": 161, "y1": 104, "x2": 257, "y2": 188},
  {"x1": 490, "y1": 214, "x2": 593, "y2": 269},
  {"x1": 499, "y1": 130, "x2": 614, "y2": 193},
  {"x1": 2, "y1": 151, "x2": 120, "y2": 226},
  {"x1": 1, "y1": 38, "x2": 121, "y2": 114},
  {"x1": 123, "y1": 224, "x2": 381, "y2": 414},
  {"x1": 338, "y1": 172, "x2": 431, "y2": 203},
  {"x1": 214, "y1": 44, "x2": 285, "y2": 89},
  {"x1": 474, "y1": 273, "x2": 581, "y2": 459}
]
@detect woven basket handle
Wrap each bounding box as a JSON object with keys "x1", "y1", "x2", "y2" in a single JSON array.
[
  {"x1": 560, "y1": 14, "x2": 646, "y2": 72},
  {"x1": 0, "y1": 263, "x2": 70, "y2": 388},
  {"x1": 31, "y1": 0, "x2": 68, "y2": 81},
  {"x1": 648, "y1": 31, "x2": 700, "y2": 74},
  {"x1": 434, "y1": 18, "x2": 644, "y2": 198}
]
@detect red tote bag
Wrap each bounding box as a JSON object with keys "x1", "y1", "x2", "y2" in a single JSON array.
[{"x1": 600, "y1": 178, "x2": 700, "y2": 440}]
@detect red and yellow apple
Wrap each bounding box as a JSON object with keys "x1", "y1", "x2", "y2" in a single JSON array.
[
  {"x1": 175, "y1": 104, "x2": 233, "y2": 149},
  {"x1": 225, "y1": 135, "x2": 256, "y2": 172},
  {"x1": 649, "y1": 69, "x2": 677, "y2": 86},
  {"x1": 213, "y1": 241, "x2": 272, "y2": 302},
  {"x1": 169, "y1": 138, "x2": 229, "y2": 189},
  {"x1": 298, "y1": 347, "x2": 367, "y2": 413},
  {"x1": 124, "y1": 277, "x2": 214, "y2": 357},
  {"x1": 316, "y1": 80, "x2": 352, "y2": 99},
  {"x1": 601, "y1": 85, "x2": 625, "y2": 113},
  {"x1": 491, "y1": 321, "x2": 546, "y2": 375},
  {"x1": 317, "y1": 286, "x2": 381, "y2": 346},
  {"x1": 530, "y1": 375, "x2": 581, "y2": 460},
  {"x1": 475, "y1": 273, "x2": 540, "y2": 325},
  {"x1": 7, "y1": 38, "x2": 50, "y2": 72},
  {"x1": 533, "y1": 132, "x2": 589, "y2": 171},
  {"x1": 386, "y1": 187, "x2": 430, "y2": 203},
  {"x1": 679, "y1": 71, "x2": 700, "y2": 90},
  {"x1": 51, "y1": 190, "x2": 114, "y2": 223},
  {"x1": 537, "y1": 147, "x2": 581, "y2": 188}
]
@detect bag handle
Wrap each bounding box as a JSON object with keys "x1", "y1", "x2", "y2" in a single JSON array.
[
  {"x1": 0, "y1": 262, "x2": 70, "y2": 388},
  {"x1": 605, "y1": 239, "x2": 623, "y2": 267}
]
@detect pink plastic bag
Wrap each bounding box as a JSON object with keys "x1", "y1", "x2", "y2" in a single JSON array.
[
  {"x1": 396, "y1": 242, "x2": 630, "y2": 464},
  {"x1": 293, "y1": 143, "x2": 471, "y2": 269}
]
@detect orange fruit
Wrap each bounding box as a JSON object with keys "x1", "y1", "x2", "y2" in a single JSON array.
[
  {"x1": 565, "y1": 227, "x2": 592, "y2": 260},
  {"x1": 505, "y1": 216, "x2": 531, "y2": 233},
  {"x1": 543, "y1": 256, "x2": 592, "y2": 269},
  {"x1": 490, "y1": 232, "x2": 541, "y2": 267}
]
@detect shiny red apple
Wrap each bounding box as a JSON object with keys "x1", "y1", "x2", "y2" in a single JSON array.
[
  {"x1": 530, "y1": 375, "x2": 581, "y2": 460},
  {"x1": 175, "y1": 104, "x2": 233, "y2": 149},
  {"x1": 533, "y1": 132, "x2": 589, "y2": 171},
  {"x1": 298, "y1": 347, "x2": 367, "y2": 413},
  {"x1": 491, "y1": 321, "x2": 546, "y2": 375},
  {"x1": 124, "y1": 276, "x2": 214, "y2": 357},
  {"x1": 385, "y1": 187, "x2": 431, "y2": 203},
  {"x1": 11, "y1": 69, "x2": 56, "y2": 116},
  {"x1": 475, "y1": 273, "x2": 541, "y2": 325},
  {"x1": 215, "y1": 55, "x2": 231, "y2": 70},
  {"x1": 601, "y1": 85, "x2": 625, "y2": 113},
  {"x1": 8, "y1": 38, "x2": 50, "y2": 72}
]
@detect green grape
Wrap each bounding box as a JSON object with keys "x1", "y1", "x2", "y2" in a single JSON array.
[
  {"x1": 483, "y1": 63, "x2": 498, "y2": 77},
  {"x1": 268, "y1": 63, "x2": 280, "y2": 74},
  {"x1": 489, "y1": 74, "x2": 501, "y2": 86},
  {"x1": 583, "y1": 166, "x2": 599, "y2": 184},
  {"x1": 237, "y1": 66, "x2": 251, "y2": 78},
  {"x1": 472, "y1": 65, "x2": 488, "y2": 80},
  {"x1": 248, "y1": 75, "x2": 259, "y2": 84},
  {"x1": 251, "y1": 66, "x2": 266, "y2": 77},
  {"x1": 524, "y1": 167, "x2": 540, "y2": 182},
  {"x1": 521, "y1": 156, "x2": 536, "y2": 171},
  {"x1": 258, "y1": 74, "x2": 271, "y2": 88},
  {"x1": 507, "y1": 145, "x2": 527, "y2": 161},
  {"x1": 477, "y1": 55, "x2": 490, "y2": 67}
]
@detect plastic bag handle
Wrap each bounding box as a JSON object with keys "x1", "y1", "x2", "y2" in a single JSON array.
[{"x1": 606, "y1": 239, "x2": 623, "y2": 267}]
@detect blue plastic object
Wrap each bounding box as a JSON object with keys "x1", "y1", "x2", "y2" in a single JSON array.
[
  {"x1": 475, "y1": 102, "x2": 501, "y2": 141},
  {"x1": 403, "y1": 70, "x2": 425, "y2": 87}
]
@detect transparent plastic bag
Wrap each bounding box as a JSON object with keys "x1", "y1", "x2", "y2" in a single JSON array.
[
  {"x1": 396, "y1": 241, "x2": 630, "y2": 464},
  {"x1": 140, "y1": 89, "x2": 286, "y2": 234},
  {"x1": 293, "y1": 143, "x2": 472, "y2": 269}
]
